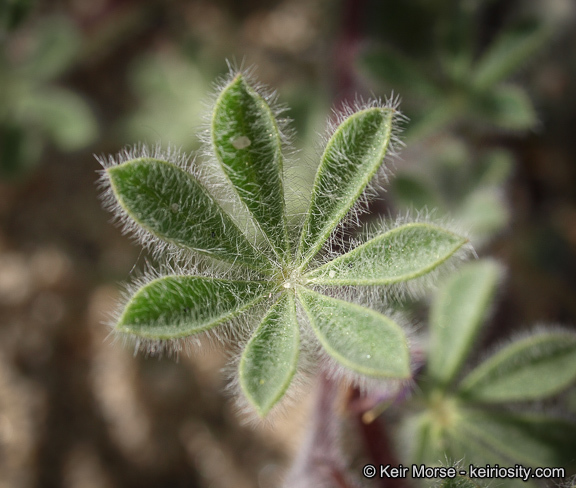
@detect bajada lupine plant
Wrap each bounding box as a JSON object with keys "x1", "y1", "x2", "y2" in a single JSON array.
[
  {"x1": 98, "y1": 70, "x2": 469, "y2": 416},
  {"x1": 402, "y1": 260, "x2": 576, "y2": 487}
]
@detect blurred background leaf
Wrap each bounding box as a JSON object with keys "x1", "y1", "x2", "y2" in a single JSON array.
[{"x1": 0, "y1": 14, "x2": 97, "y2": 178}]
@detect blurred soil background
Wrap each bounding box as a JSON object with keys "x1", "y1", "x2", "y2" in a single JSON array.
[{"x1": 1, "y1": 0, "x2": 576, "y2": 487}]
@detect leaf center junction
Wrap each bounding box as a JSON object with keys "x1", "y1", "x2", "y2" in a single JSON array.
[{"x1": 281, "y1": 267, "x2": 306, "y2": 289}]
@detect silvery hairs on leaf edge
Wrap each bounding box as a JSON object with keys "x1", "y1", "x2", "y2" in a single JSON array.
[
  {"x1": 294, "y1": 281, "x2": 419, "y2": 392},
  {"x1": 96, "y1": 144, "x2": 199, "y2": 260},
  {"x1": 102, "y1": 259, "x2": 275, "y2": 358},
  {"x1": 225, "y1": 291, "x2": 415, "y2": 424},
  {"x1": 96, "y1": 143, "x2": 273, "y2": 272},
  {"x1": 305, "y1": 211, "x2": 473, "y2": 305},
  {"x1": 224, "y1": 298, "x2": 318, "y2": 424},
  {"x1": 457, "y1": 324, "x2": 576, "y2": 401},
  {"x1": 298, "y1": 96, "x2": 407, "y2": 270},
  {"x1": 96, "y1": 69, "x2": 472, "y2": 417}
]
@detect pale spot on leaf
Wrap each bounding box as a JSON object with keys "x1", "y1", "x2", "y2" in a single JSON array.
[{"x1": 232, "y1": 136, "x2": 251, "y2": 149}]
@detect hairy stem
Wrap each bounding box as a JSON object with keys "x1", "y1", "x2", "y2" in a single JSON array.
[{"x1": 283, "y1": 371, "x2": 359, "y2": 488}]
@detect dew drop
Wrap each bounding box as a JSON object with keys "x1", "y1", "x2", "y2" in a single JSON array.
[
  {"x1": 232, "y1": 136, "x2": 251, "y2": 149},
  {"x1": 328, "y1": 270, "x2": 336, "y2": 278}
]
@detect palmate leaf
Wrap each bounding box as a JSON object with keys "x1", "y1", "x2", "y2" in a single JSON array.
[
  {"x1": 212, "y1": 74, "x2": 288, "y2": 260},
  {"x1": 305, "y1": 223, "x2": 467, "y2": 286},
  {"x1": 101, "y1": 70, "x2": 470, "y2": 416},
  {"x1": 239, "y1": 293, "x2": 299, "y2": 415},
  {"x1": 428, "y1": 260, "x2": 501, "y2": 388},
  {"x1": 406, "y1": 406, "x2": 537, "y2": 487},
  {"x1": 117, "y1": 276, "x2": 271, "y2": 339},
  {"x1": 459, "y1": 330, "x2": 576, "y2": 402},
  {"x1": 107, "y1": 158, "x2": 268, "y2": 269},
  {"x1": 297, "y1": 288, "x2": 410, "y2": 378},
  {"x1": 298, "y1": 106, "x2": 396, "y2": 268}
]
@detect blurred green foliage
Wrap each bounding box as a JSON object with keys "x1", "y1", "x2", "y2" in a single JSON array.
[
  {"x1": 359, "y1": 0, "x2": 552, "y2": 248},
  {"x1": 0, "y1": 0, "x2": 33, "y2": 33},
  {"x1": 360, "y1": 1, "x2": 550, "y2": 137},
  {"x1": 391, "y1": 138, "x2": 513, "y2": 246},
  {"x1": 125, "y1": 52, "x2": 210, "y2": 149},
  {"x1": 401, "y1": 260, "x2": 576, "y2": 487},
  {"x1": 356, "y1": 6, "x2": 576, "y2": 482},
  {"x1": 0, "y1": 12, "x2": 97, "y2": 179}
]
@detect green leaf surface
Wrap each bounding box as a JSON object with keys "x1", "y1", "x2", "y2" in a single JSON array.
[
  {"x1": 428, "y1": 260, "x2": 501, "y2": 387},
  {"x1": 473, "y1": 85, "x2": 537, "y2": 130},
  {"x1": 305, "y1": 223, "x2": 467, "y2": 285},
  {"x1": 474, "y1": 20, "x2": 551, "y2": 89},
  {"x1": 457, "y1": 409, "x2": 576, "y2": 467},
  {"x1": 298, "y1": 107, "x2": 395, "y2": 267},
  {"x1": 240, "y1": 293, "x2": 299, "y2": 415},
  {"x1": 297, "y1": 288, "x2": 409, "y2": 378},
  {"x1": 107, "y1": 158, "x2": 267, "y2": 268},
  {"x1": 212, "y1": 74, "x2": 288, "y2": 259},
  {"x1": 117, "y1": 276, "x2": 270, "y2": 339},
  {"x1": 459, "y1": 331, "x2": 576, "y2": 402}
]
